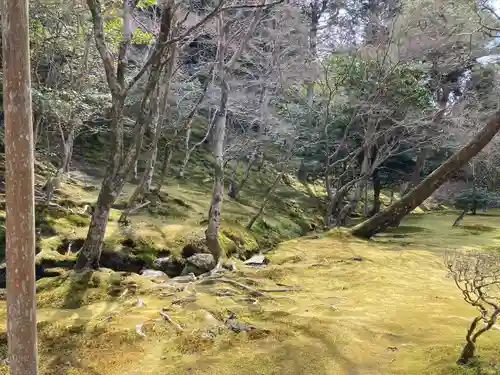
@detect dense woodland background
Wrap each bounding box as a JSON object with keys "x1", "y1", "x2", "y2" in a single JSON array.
[
  {"x1": 0, "y1": 0, "x2": 500, "y2": 373},
  {"x1": 1, "y1": 0, "x2": 500, "y2": 263}
]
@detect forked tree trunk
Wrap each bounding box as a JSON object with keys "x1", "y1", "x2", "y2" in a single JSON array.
[
  {"x1": 351, "y1": 110, "x2": 500, "y2": 239},
  {"x1": 119, "y1": 43, "x2": 177, "y2": 223},
  {"x1": 75, "y1": 0, "x2": 174, "y2": 270}
]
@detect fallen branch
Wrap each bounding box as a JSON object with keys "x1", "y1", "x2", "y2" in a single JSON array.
[
  {"x1": 127, "y1": 200, "x2": 151, "y2": 215},
  {"x1": 160, "y1": 309, "x2": 184, "y2": 332},
  {"x1": 197, "y1": 277, "x2": 268, "y2": 298},
  {"x1": 258, "y1": 288, "x2": 299, "y2": 293}
]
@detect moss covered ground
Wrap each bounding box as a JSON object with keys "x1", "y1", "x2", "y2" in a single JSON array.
[{"x1": 1, "y1": 209, "x2": 499, "y2": 375}]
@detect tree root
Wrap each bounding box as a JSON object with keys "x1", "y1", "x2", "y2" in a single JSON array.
[
  {"x1": 160, "y1": 309, "x2": 184, "y2": 332},
  {"x1": 197, "y1": 277, "x2": 269, "y2": 298}
]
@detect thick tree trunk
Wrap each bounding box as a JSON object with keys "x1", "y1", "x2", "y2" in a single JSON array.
[
  {"x1": 351, "y1": 110, "x2": 500, "y2": 239},
  {"x1": 457, "y1": 341, "x2": 476, "y2": 365},
  {"x1": 74, "y1": 184, "x2": 114, "y2": 270}
]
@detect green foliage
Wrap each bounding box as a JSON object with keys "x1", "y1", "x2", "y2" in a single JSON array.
[
  {"x1": 132, "y1": 29, "x2": 153, "y2": 44},
  {"x1": 454, "y1": 188, "x2": 500, "y2": 211}
]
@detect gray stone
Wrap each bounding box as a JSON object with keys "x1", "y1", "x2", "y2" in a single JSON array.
[
  {"x1": 141, "y1": 269, "x2": 167, "y2": 278},
  {"x1": 181, "y1": 253, "x2": 215, "y2": 276},
  {"x1": 243, "y1": 255, "x2": 269, "y2": 267},
  {"x1": 153, "y1": 257, "x2": 184, "y2": 277}
]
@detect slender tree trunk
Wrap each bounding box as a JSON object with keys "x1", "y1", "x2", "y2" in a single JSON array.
[
  {"x1": 206, "y1": 109, "x2": 227, "y2": 263},
  {"x1": 119, "y1": 41, "x2": 177, "y2": 222},
  {"x1": 155, "y1": 143, "x2": 173, "y2": 192},
  {"x1": 232, "y1": 86, "x2": 269, "y2": 198},
  {"x1": 58, "y1": 122, "x2": 77, "y2": 174},
  {"x1": 351, "y1": 110, "x2": 500, "y2": 239},
  {"x1": 247, "y1": 170, "x2": 283, "y2": 230},
  {"x1": 179, "y1": 120, "x2": 212, "y2": 177},
  {"x1": 227, "y1": 162, "x2": 238, "y2": 199},
  {"x1": 471, "y1": 163, "x2": 477, "y2": 215},
  {"x1": 337, "y1": 143, "x2": 372, "y2": 226},
  {"x1": 453, "y1": 209, "x2": 467, "y2": 227},
  {"x1": 370, "y1": 168, "x2": 381, "y2": 216},
  {"x1": 411, "y1": 148, "x2": 427, "y2": 188}
]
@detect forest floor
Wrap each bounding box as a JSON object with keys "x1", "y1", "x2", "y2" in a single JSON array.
[{"x1": 0, "y1": 164, "x2": 500, "y2": 375}]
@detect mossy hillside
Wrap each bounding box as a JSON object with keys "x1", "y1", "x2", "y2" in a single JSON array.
[
  {"x1": 0, "y1": 212, "x2": 499, "y2": 374},
  {"x1": 30, "y1": 148, "x2": 322, "y2": 270}
]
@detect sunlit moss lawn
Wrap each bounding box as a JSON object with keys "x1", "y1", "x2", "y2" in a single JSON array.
[{"x1": 1, "y1": 208, "x2": 499, "y2": 375}]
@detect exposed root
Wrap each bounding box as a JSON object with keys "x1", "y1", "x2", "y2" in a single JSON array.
[
  {"x1": 160, "y1": 309, "x2": 184, "y2": 332},
  {"x1": 197, "y1": 277, "x2": 268, "y2": 298},
  {"x1": 259, "y1": 288, "x2": 300, "y2": 293},
  {"x1": 136, "y1": 323, "x2": 146, "y2": 337}
]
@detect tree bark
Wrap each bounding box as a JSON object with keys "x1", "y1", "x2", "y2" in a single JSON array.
[
  {"x1": 232, "y1": 86, "x2": 269, "y2": 198},
  {"x1": 119, "y1": 40, "x2": 177, "y2": 222},
  {"x1": 351, "y1": 110, "x2": 500, "y2": 239},
  {"x1": 206, "y1": 108, "x2": 227, "y2": 263},
  {"x1": 74, "y1": 185, "x2": 114, "y2": 270},
  {"x1": 370, "y1": 168, "x2": 381, "y2": 216},
  {"x1": 2, "y1": 0, "x2": 39, "y2": 371},
  {"x1": 247, "y1": 170, "x2": 284, "y2": 230},
  {"x1": 75, "y1": 0, "x2": 174, "y2": 270},
  {"x1": 457, "y1": 341, "x2": 476, "y2": 365},
  {"x1": 453, "y1": 209, "x2": 467, "y2": 227},
  {"x1": 411, "y1": 147, "x2": 427, "y2": 188},
  {"x1": 206, "y1": 5, "x2": 265, "y2": 265}
]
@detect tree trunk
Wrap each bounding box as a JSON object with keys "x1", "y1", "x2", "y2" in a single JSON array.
[
  {"x1": 471, "y1": 163, "x2": 477, "y2": 215},
  {"x1": 227, "y1": 162, "x2": 238, "y2": 199},
  {"x1": 60, "y1": 123, "x2": 77, "y2": 174},
  {"x1": 453, "y1": 209, "x2": 468, "y2": 227},
  {"x1": 351, "y1": 110, "x2": 500, "y2": 239},
  {"x1": 370, "y1": 168, "x2": 381, "y2": 216},
  {"x1": 457, "y1": 341, "x2": 476, "y2": 365},
  {"x1": 119, "y1": 41, "x2": 177, "y2": 223},
  {"x1": 205, "y1": 109, "x2": 226, "y2": 263},
  {"x1": 155, "y1": 143, "x2": 173, "y2": 192},
  {"x1": 337, "y1": 143, "x2": 372, "y2": 226},
  {"x1": 247, "y1": 170, "x2": 284, "y2": 230},
  {"x1": 2, "y1": 0, "x2": 39, "y2": 370},
  {"x1": 74, "y1": 185, "x2": 114, "y2": 270},
  {"x1": 232, "y1": 86, "x2": 269, "y2": 199},
  {"x1": 410, "y1": 147, "x2": 427, "y2": 188}
]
